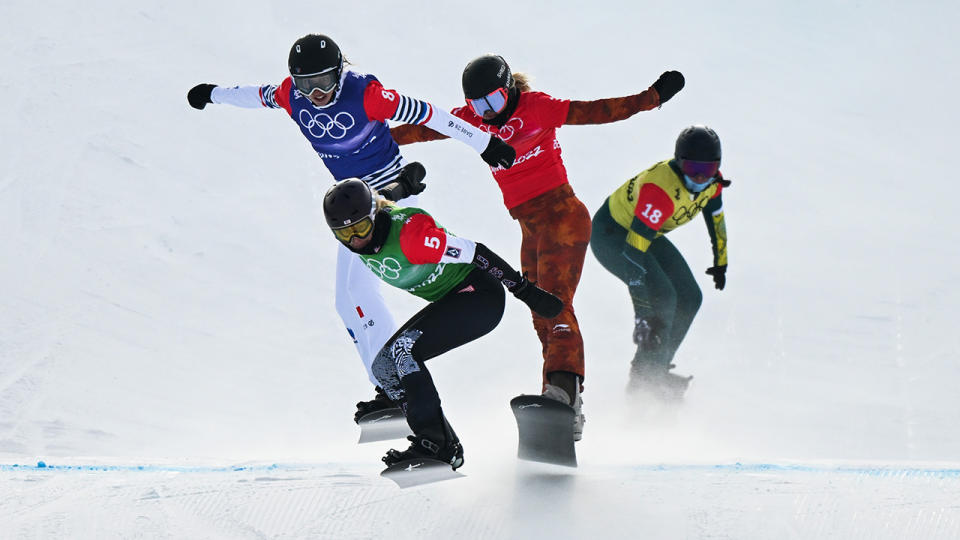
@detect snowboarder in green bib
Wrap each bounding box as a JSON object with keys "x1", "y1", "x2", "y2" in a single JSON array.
[{"x1": 323, "y1": 179, "x2": 563, "y2": 469}]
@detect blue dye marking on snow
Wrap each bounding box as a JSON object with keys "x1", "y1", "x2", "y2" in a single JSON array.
[
  {"x1": 0, "y1": 462, "x2": 296, "y2": 474},
  {"x1": 2, "y1": 461, "x2": 959, "y2": 478},
  {"x1": 627, "y1": 462, "x2": 960, "y2": 479}
]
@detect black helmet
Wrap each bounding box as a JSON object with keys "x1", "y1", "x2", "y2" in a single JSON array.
[
  {"x1": 323, "y1": 179, "x2": 377, "y2": 243},
  {"x1": 674, "y1": 125, "x2": 722, "y2": 163},
  {"x1": 462, "y1": 54, "x2": 513, "y2": 99},
  {"x1": 289, "y1": 34, "x2": 343, "y2": 95}
]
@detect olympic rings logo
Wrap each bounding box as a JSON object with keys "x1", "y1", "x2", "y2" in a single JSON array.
[
  {"x1": 365, "y1": 257, "x2": 403, "y2": 280},
  {"x1": 479, "y1": 117, "x2": 523, "y2": 141},
  {"x1": 297, "y1": 110, "x2": 356, "y2": 139},
  {"x1": 672, "y1": 199, "x2": 710, "y2": 223}
]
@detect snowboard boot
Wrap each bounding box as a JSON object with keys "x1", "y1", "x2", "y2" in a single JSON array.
[
  {"x1": 354, "y1": 386, "x2": 395, "y2": 424},
  {"x1": 627, "y1": 360, "x2": 692, "y2": 402},
  {"x1": 382, "y1": 435, "x2": 465, "y2": 469},
  {"x1": 543, "y1": 371, "x2": 585, "y2": 441},
  {"x1": 382, "y1": 415, "x2": 464, "y2": 469}
]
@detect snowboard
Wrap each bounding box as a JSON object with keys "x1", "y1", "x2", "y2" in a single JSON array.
[
  {"x1": 356, "y1": 407, "x2": 412, "y2": 444},
  {"x1": 380, "y1": 458, "x2": 464, "y2": 488},
  {"x1": 510, "y1": 395, "x2": 577, "y2": 467}
]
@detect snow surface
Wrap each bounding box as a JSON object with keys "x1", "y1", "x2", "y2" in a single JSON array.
[{"x1": 2, "y1": 0, "x2": 959, "y2": 538}]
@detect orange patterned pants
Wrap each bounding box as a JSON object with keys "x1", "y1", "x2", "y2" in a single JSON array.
[{"x1": 509, "y1": 184, "x2": 592, "y2": 388}]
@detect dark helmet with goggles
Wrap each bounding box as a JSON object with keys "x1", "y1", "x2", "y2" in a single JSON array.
[
  {"x1": 674, "y1": 125, "x2": 722, "y2": 193},
  {"x1": 323, "y1": 179, "x2": 377, "y2": 244},
  {"x1": 462, "y1": 54, "x2": 514, "y2": 117},
  {"x1": 289, "y1": 34, "x2": 343, "y2": 97}
]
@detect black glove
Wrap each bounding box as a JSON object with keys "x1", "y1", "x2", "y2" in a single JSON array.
[
  {"x1": 651, "y1": 71, "x2": 684, "y2": 105},
  {"x1": 187, "y1": 83, "x2": 217, "y2": 110},
  {"x1": 480, "y1": 136, "x2": 516, "y2": 169},
  {"x1": 354, "y1": 386, "x2": 395, "y2": 423},
  {"x1": 633, "y1": 317, "x2": 663, "y2": 351},
  {"x1": 705, "y1": 265, "x2": 727, "y2": 290},
  {"x1": 510, "y1": 277, "x2": 564, "y2": 318},
  {"x1": 379, "y1": 162, "x2": 427, "y2": 202}
]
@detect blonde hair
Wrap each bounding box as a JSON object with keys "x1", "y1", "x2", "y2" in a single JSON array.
[
  {"x1": 375, "y1": 195, "x2": 395, "y2": 211},
  {"x1": 513, "y1": 72, "x2": 533, "y2": 92}
]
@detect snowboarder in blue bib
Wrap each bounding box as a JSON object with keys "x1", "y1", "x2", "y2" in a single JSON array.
[
  {"x1": 323, "y1": 179, "x2": 562, "y2": 469},
  {"x1": 187, "y1": 34, "x2": 517, "y2": 422}
]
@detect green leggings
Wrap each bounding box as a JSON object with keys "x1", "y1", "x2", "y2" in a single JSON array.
[{"x1": 590, "y1": 199, "x2": 702, "y2": 368}]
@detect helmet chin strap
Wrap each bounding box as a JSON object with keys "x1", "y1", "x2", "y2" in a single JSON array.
[
  {"x1": 328, "y1": 67, "x2": 346, "y2": 105},
  {"x1": 351, "y1": 209, "x2": 391, "y2": 255},
  {"x1": 310, "y1": 67, "x2": 346, "y2": 109}
]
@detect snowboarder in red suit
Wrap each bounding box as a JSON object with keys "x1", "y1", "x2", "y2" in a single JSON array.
[{"x1": 390, "y1": 54, "x2": 685, "y2": 440}]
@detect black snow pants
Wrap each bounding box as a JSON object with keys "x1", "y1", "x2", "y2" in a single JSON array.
[{"x1": 370, "y1": 267, "x2": 505, "y2": 445}]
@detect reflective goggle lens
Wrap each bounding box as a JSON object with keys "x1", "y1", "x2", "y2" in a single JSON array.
[
  {"x1": 332, "y1": 216, "x2": 374, "y2": 242},
  {"x1": 680, "y1": 159, "x2": 720, "y2": 182},
  {"x1": 293, "y1": 69, "x2": 339, "y2": 96},
  {"x1": 467, "y1": 88, "x2": 508, "y2": 116}
]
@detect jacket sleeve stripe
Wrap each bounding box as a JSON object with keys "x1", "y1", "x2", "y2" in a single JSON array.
[{"x1": 390, "y1": 95, "x2": 430, "y2": 125}]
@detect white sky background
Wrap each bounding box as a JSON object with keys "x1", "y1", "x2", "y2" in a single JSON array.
[{"x1": 1, "y1": 0, "x2": 959, "y2": 538}]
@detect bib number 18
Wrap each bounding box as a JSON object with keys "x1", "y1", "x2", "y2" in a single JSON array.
[{"x1": 641, "y1": 204, "x2": 662, "y2": 224}]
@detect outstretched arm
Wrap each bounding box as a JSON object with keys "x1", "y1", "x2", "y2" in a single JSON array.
[
  {"x1": 564, "y1": 71, "x2": 684, "y2": 125},
  {"x1": 470, "y1": 243, "x2": 564, "y2": 318},
  {"x1": 188, "y1": 79, "x2": 293, "y2": 113},
  {"x1": 364, "y1": 81, "x2": 514, "y2": 168},
  {"x1": 390, "y1": 124, "x2": 449, "y2": 145}
]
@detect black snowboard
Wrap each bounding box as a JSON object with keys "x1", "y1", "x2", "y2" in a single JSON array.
[
  {"x1": 357, "y1": 407, "x2": 411, "y2": 443},
  {"x1": 380, "y1": 458, "x2": 464, "y2": 488},
  {"x1": 510, "y1": 395, "x2": 577, "y2": 467}
]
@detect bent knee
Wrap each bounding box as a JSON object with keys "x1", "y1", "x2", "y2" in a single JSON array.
[{"x1": 677, "y1": 287, "x2": 703, "y2": 318}]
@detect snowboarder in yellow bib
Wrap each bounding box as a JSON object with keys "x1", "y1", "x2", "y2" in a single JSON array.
[{"x1": 590, "y1": 125, "x2": 730, "y2": 400}]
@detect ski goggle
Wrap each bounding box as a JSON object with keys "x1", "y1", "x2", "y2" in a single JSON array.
[
  {"x1": 331, "y1": 216, "x2": 374, "y2": 243},
  {"x1": 467, "y1": 87, "x2": 509, "y2": 116},
  {"x1": 679, "y1": 159, "x2": 720, "y2": 183},
  {"x1": 293, "y1": 68, "x2": 340, "y2": 96}
]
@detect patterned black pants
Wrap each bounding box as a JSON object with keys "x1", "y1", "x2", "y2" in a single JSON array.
[{"x1": 370, "y1": 268, "x2": 504, "y2": 444}]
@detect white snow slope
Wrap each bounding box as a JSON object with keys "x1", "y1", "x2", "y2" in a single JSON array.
[{"x1": 2, "y1": 1, "x2": 959, "y2": 538}]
